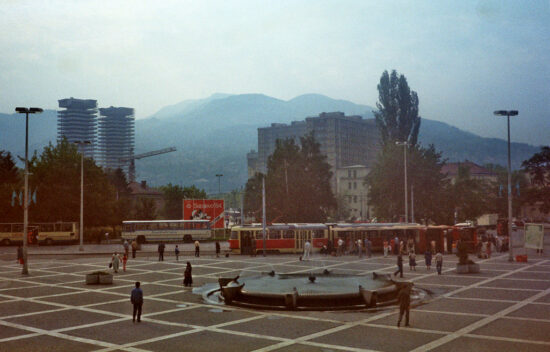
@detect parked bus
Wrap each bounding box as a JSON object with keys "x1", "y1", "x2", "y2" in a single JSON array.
[
  {"x1": 0, "y1": 222, "x2": 78, "y2": 246},
  {"x1": 121, "y1": 220, "x2": 212, "y2": 244},
  {"x1": 229, "y1": 223, "x2": 328, "y2": 254}
]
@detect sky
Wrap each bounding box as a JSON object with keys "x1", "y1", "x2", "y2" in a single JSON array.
[{"x1": 1, "y1": 0, "x2": 549, "y2": 145}]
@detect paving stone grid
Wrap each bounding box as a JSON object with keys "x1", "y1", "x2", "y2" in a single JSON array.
[{"x1": 1, "y1": 252, "x2": 549, "y2": 352}]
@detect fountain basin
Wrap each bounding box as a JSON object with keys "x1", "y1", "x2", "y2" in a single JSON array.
[{"x1": 213, "y1": 272, "x2": 410, "y2": 310}]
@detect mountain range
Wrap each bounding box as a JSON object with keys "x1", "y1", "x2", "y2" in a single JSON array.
[{"x1": 0, "y1": 93, "x2": 542, "y2": 193}]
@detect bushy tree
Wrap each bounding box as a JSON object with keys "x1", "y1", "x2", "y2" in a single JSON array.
[
  {"x1": 521, "y1": 146, "x2": 550, "y2": 213},
  {"x1": 0, "y1": 151, "x2": 22, "y2": 222},
  {"x1": 160, "y1": 183, "x2": 207, "y2": 219},
  {"x1": 448, "y1": 165, "x2": 494, "y2": 223},
  {"x1": 374, "y1": 70, "x2": 421, "y2": 146},
  {"x1": 244, "y1": 134, "x2": 336, "y2": 223}
]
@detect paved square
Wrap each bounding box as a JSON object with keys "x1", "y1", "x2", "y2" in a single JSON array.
[{"x1": 1, "y1": 250, "x2": 549, "y2": 351}]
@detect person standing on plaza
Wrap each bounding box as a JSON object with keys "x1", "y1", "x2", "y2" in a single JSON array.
[
  {"x1": 215, "y1": 240, "x2": 220, "y2": 258},
  {"x1": 303, "y1": 240, "x2": 311, "y2": 260},
  {"x1": 130, "y1": 281, "x2": 143, "y2": 323},
  {"x1": 111, "y1": 252, "x2": 121, "y2": 273},
  {"x1": 435, "y1": 251, "x2": 443, "y2": 275},
  {"x1": 365, "y1": 237, "x2": 372, "y2": 258},
  {"x1": 394, "y1": 235, "x2": 399, "y2": 255},
  {"x1": 357, "y1": 239, "x2": 363, "y2": 258},
  {"x1": 158, "y1": 242, "x2": 165, "y2": 261},
  {"x1": 122, "y1": 252, "x2": 128, "y2": 272},
  {"x1": 397, "y1": 283, "x2": 411, "y2": 327},
  {"x1": 183, "y1": 261, "x2": 193, "y2": 287},
  {"x1": 194, "y1": 240, "x2": 200, "y2": 257},
  {"x1": 383, "y1": 239, "x2": 389, "y2": 258},
  {"x1": 409, "y1": 251, "x2": 416, "y2": 271},
  {"x1": 425, "y1": 249, "x2": 432, "y2": 270},
  {"x1": 175, "y1": 245, "x2": 180, "y2": 261},
  {"x1": 131, "y1": 239, "x2": 138, "y2": 259},
  {"x1": 123, "y1": 240, "x2": 129, "y2": 257},
  {"x1": 251, "y1": 237, "x2": 257, "y2": 257},
  {"x1": 16, "y1": 245, "x2": 24, "y2": 266},
  {"x1": 394, "y1": 253, "x2": 404, "y2": 278},
  {"x1": 337, "y1": 238, "x2": 344, "y2": 256}
]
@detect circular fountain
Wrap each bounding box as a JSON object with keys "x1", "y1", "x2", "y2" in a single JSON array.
[{"x1": 204, "y1": 271, "x2": 419, "y2": 311}]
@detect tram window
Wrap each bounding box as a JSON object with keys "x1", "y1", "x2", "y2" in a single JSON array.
[
  {"x1": 367, "y1": 230, "x2": 378, "y2": 239},
  {"x1": 256, "y1": 231, "x2": 266, "y2": 239},
  {"x1": 313, "y1": 230, "x2": 325, "y2": 238},
  {"x1": 269, "y1": 230, "x2": 280, "y2": 239},
  {"x1": 230, "y1": 231, "x2": 238, "y2": 240},
  {"x1": 283, "y1": 230, "x2": 294, "y2": 239},
  {"x1": 40, "y1": 224, "x2": 54, "y2": 232}
]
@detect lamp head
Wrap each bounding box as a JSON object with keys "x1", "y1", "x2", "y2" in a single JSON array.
[
  {"x1": 15, "y1": 107, "x2": 28, "y2": 113},
  {"x1": 29, "y1": 108, "x2": 43, "y2": 113},
  {"x1": 493, "y1": 110, "x2": 518, "y2": 116}
]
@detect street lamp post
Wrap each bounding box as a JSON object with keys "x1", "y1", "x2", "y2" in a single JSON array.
[
  {"x1": 396, "y1": 141, "x2": 409, "y2": 223},
  {"x1": 215, "y1": 174, "x2": 223, "y2": 194},
  {"x1": 74, "y1": 141, "x2": 91, "y2": 251},
  {"x1": 494, "y1": 110, "x2": 518, "y2": 262},
  {"x1": 15, "y1": 107, "x2": 43, "y2": 275}
]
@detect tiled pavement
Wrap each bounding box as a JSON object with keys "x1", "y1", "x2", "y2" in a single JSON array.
[{"x1": 1, "y1": 252, "x2": 549, "y2": 352}]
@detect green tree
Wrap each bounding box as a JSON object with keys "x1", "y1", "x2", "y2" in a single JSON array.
[
  {"x1": 366, "y1": 144, "x2": 450, "y2": 223},
  {"x1": 0, "y1": 151, "x2": 22, "y2": 222},
  {"x1": 521, "y1": 146, "x2": 550, "y2": 213},
  {"x1": 28, "y1": 139, "x2": 117, "y2": 227},
  {"x1": 374, "y1": 70, "x2": 421, "y2": 146},
  {"x1": 244, "y1": 134, "x2": 336, "y2": 223},
  {"x1": 483, "y1": 163, "x2": 528, "y2": 217},
  {"x1": 160, "y1": 183, "x2": 207, "y2": 219},
  {"x1": 134, "y1": 198, "x2": 157, "y2": 220},
  {"x1": 448, "y1": 165, "x2": 494, "y2": 223}
]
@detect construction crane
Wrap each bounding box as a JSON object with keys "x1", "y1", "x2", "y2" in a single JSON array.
[{"x1": 119, "y1": 147, "x2": 177, "y2": 182}]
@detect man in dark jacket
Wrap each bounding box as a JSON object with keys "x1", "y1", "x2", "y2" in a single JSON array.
[
  {"x1": 394, "y1": 253, "x2": 404, "y2": 278},
  {"x1": 130, "y1": 281, "x2": 143, "y2": 323},
  {"x1": 397, "y1": 283, "x2": 411, "y2": 327},
  {"x1": 158, "y1": 243, "x2": 165, "y2": 261}
]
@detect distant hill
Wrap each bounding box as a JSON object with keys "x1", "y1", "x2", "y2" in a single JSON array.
[{"x1": 0, "y1": 94, "x2": 542, "y2": 193}]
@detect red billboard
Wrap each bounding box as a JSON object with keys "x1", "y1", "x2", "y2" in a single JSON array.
[{"x1": 183, "y1": 199, "x2": 225, "y2": 229}]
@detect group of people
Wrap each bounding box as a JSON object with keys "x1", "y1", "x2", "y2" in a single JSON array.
[{"x1": 394, "y1": 240, "x2": 444, "y2": 278}]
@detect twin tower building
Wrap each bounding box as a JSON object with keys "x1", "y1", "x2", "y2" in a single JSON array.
[{"x1": 57, "y1": 97, "x2": 135, "y2": 174}]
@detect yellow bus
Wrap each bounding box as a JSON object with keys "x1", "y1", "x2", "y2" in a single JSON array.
[{"x1": 0, "y1": 222, "x2": 78, "y2": 246}]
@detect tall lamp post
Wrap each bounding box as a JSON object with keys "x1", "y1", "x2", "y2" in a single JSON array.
[
  {"x1": 215, "y1": 174, "x2": 223, "y2": 194},
  {"x1": 396, "y1": 141, "x2": 409, "y2": 223},
  {"x1": 74, "y1": 141, "x2": 91, "y2": 251},
  {"x1": 15, "y1": 107, "x2": 43, "y2": 275},
  {"x1": 493, "y1": 110, "x2": 518, "y2": 262}
]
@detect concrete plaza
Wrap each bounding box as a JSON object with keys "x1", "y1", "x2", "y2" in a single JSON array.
[{"x1": 1, "y1": 247, "x2": 549, "y2": 352}]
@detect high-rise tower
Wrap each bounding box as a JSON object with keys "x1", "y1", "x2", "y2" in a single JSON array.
[
  {"x1": 57, "y1": 98, "x2": 98, "y2": 158},
  {"x1": 97, "y1": 106, "x2": 135, "y2": 173}
]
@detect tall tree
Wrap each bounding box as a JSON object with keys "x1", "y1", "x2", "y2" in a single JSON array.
[
  {"x1": 160, "y1": 183, "x2": 207, "y2": 219},
  {"x1": 244, "y1": 134, "x2": 336, "y2": 223},
  {"x1": 448, "y1": 165, "x2": 495, "y2": 223},
  {"x1": 366, "y1": 144, "x2": 450, "y2": 223},
  {"x1": 0, "y1": 151, "x2": 22, "y2": 222},
  {"x1": 521, "y1": 146, "x2": 550, "y2": 213},
  {"x1": 374, "y1": 70, "x2": 421, "y2": 146}
]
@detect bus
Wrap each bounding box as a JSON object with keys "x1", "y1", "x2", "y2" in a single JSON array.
[
  {"x1": 0, "y1": 222, "x2": 78, "y2": 246},
  {"x1": 229, "y1": 223, "x2": 328, "y2": 254},
  {"x1": 121, "y1": 220, "x2": 212, "y2": 244}
]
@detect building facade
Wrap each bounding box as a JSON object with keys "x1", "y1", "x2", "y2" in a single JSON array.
[
  {"x1": 97, "y1": 106, "x2": 135, "y2": 173},
  {"x1": 441, "y1": 161, "x2": 498, "y2": 184},
  {"x1": 250, "y1": 112, "x2": 380, "y2": 190},
  {"x1": 57, "y1": 98, "x2": 98, "y2": 158},
  {"x1": 335, "y1": 165, "x2": 372, "y2": 221}
]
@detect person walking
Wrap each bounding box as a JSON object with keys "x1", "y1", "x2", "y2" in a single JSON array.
[
  {"x1": 175, "y1": 245, "x2": 180, "y2": 261},
  {"x1": 194, "y1": 240, "x2": 200, "y2": 257},
  {"x1": 425, "y1": 249, "x2": 432, "y2": 270},
  {"x1": 16, "y1": 245, "x2": 24, "y2": 266},
  {"x1": 383, "y1": 239, "x2": 389, "y2": 258},
  {"x1": 122, "y1": 253, "x2": 128, "y2": 272},
  {"x1": 131, "y1": 239, "x2": 138, "y2": 259},
  {"x1": 435, "y1": 251, "x2": 443, "y2": 275},
  {"x1": 337, "y1": 238, "x2": 344, "y2": 256},
  {"x1": 123, "y1": 240, "x2": 129, "y2": 257},
  {"x1": 303, "y1": 240, "x2": 311, "y2": 260},
  {"x1": 357, "y1": 239, "x2": 363, "y2": 258},
  {"x1": 130, "y1": 281, "x2": 143, "y2": 323},
  {"x1": 158, "y1": 242, "x2": 165, "y2": 261},
  {"x1": 215, "y1": 241, "x2": 220, "y2": 258},
  {"x1": 111, "y1": 252, "x2": 121, "y2": 273},
  {"x1": 409, "y1": 251, "x2": 416, "y2": 271},
  {"x1": 394, "y1": 253, "x2": 404, "y2": 278},
  {"x1": 183, "y1": 262, "x2": 193, "y2": 287},
  {"x1": 397, "y1": 283, "x2": 411, "y2": 327}
]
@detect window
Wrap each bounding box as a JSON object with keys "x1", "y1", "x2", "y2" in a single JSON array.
[
  {"x1": 353, "y1": 182, "x2": 357, "y2": 189},
  {"x1": 13, "y1": 224, "x2": 23, "y2": 232},
  {"x1": 230, "y1": 231, "x2": 238, "y2": 240},
  {"x1": 0, "y1": 224, "x2": 11, "y2": 232},
  {"x1": 313, "y1": 230, "x2": 325, "y2": 238},
  {"x1": 353, "y1": 196, "x2": 357, "y2": 203},
  {"x1": 353, "y1": 170, "x2": 357, "y2": 178},
  {"x1": 123, "y1": 224, "x2": 134, "y2": 232},
  {"x1": 348, "y1": 170, "x2": 352, "y2": 177},
  {"x1": 283, "y1": 230, "x2": 294, "y2": 239},
  {"x1": 40, "y1": 224, "x2": 55, "y2": 232},
  {"x1": 269, "y1": 230, "x2": 280, "y2": 239},
  {"x1": 348, "y1": 182, "x2": 351, "y2": 190}
]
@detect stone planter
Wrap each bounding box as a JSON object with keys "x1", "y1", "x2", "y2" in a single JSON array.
[
  {"x1": 98, "y1": 273, "x2": 113, "y2": 284},
  {"x1": 468, "y1": 263, "x2": 480, "y2": 273},
  {"x1": 86, "y1": 273, "x2": 99, "y2": 285},
  {"x1": 456, "y1": 264, "x2": 469, "y2": 274}
]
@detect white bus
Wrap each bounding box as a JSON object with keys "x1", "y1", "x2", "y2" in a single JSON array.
[{"x1": 122, "y1": 220, "x2": 212, "y2": 244}]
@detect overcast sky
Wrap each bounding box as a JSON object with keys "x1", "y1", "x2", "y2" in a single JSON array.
[{"x1": 1, "y1": 0, "x2": 548, "y2": 145}]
